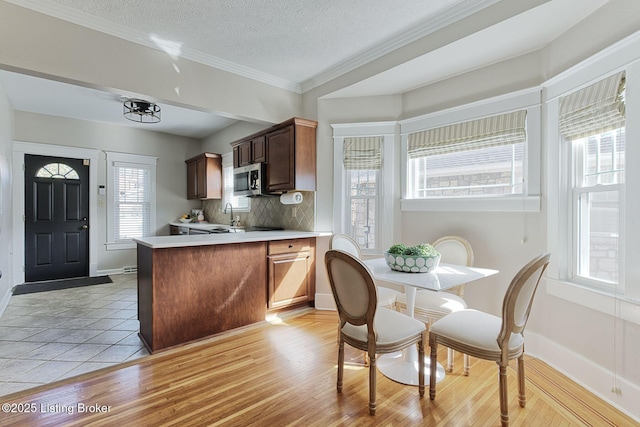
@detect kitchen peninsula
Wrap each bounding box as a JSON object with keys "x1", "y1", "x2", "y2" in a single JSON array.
[{"x1": 134, "y1": 231, "x2": 328, "y2": 353}]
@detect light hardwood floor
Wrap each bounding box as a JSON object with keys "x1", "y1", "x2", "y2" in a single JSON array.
[{"x1": 0, "y1": 310, "x2": 635, "y2": 426}]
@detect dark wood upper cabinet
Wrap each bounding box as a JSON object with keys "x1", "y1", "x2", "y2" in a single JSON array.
[
  {"x1": 230, "y1": 117, "x2": 317, "y2": 193},
  {"x1": 185, "y1": 153, "x2": 222, "y2": 200},
  {"x1": 265, "y1": 125, "x2": 296, "y2": 191},
  {"x1": 233, "y1": 135, "x2": 266, "y2": 167},
  {"x1": 251, "y1": 136, "x2": 267, "y2": 163}
]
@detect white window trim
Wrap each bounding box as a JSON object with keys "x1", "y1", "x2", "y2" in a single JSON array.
[
  {"x1": 105, "y1": 151, "x2": 157, "y2": 250},
  {"x1": 332, "y1": 121, "x2": 396, "y2": 255},
  {"x1": 399, "y1": 88, "x2": 541, "y2": 212},
  {"x1": 545, "y1": 31, "x2": 640, "y2": 321}
]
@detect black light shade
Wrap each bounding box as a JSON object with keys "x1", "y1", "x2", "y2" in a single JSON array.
[{"x1": 123, "y1": 98, "x2": 161, "y2": 123}]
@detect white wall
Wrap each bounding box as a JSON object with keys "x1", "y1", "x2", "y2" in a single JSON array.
[
  {"x1": 13, "y1": 111, "x2": 203, "y2": 273},
  {"x1": 201, "y1": 121, "x2": 270, "y2": 155},
  {"x1": 311, "y1": 95, "x2": 403, "y2": 308},
  {"x1": 0, "y1": 77, "x2": 13, "y2": 314},
  {"x1": 402, "y1": 51, "x2": 544, "y2": 119}
]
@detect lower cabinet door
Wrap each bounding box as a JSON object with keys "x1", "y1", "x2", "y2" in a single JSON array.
[{"x1": 268, "y1": 251, "x2": 311, "y2": 309}]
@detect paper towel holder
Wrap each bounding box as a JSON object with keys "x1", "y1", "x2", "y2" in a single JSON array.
[{"x1": 280, "y1": 192, "x2": 303, "y2": 205}]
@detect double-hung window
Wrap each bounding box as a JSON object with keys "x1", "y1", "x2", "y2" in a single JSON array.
[
  {"x1": 332, "y1": 122, "x2": 395, "y2": 255},
  {"x1": 407, "y1": 110, "x2": 527, "y2": 198},
  {"x1": 559, "y1": 72, "x2": 625, "y2": 290},
  {"x1": 106, "y1": 152, "x2": 157, "y2": 250},
  {"x1": 401, "y1": 90, "x2": 541, "y2": 212},
  {"x1": 221, "y1": 153, "x2": 250, "y2": 212},
  {"x1": 343, "y1": 137, "x2": 383, "y2": 251}
]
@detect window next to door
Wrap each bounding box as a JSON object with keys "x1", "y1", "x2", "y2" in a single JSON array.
[{"x1": 106, "y1": 152, "x2": 157, "y2": 250}]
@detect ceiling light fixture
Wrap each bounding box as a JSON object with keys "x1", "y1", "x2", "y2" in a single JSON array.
[{"x1": 123, "y1": 98, "x2": 161, "y2": 123}]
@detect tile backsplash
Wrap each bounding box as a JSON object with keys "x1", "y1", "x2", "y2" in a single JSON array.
[{"x1": 202, "y1": 191, "x2": 315, "y2": 231}]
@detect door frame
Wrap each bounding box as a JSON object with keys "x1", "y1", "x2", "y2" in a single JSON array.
[{"x1": 12, "y1": 141, "x2": 99, "y2": 285}]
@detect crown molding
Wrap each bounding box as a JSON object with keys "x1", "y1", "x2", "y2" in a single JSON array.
[
  {"x1": 300, "y1": 0, "x2": 502, "y2": 93},
  {"x1": 544, "y1": 29, "x2": 640, "y2": 101},
  {"x1": 5, "y1": 0, "x2": 302, "y2": 93},
  {"x1": 7, "y1": 0, "x2": 501, "y2": 96}
]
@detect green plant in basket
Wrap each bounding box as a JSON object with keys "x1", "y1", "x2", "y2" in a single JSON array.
[
  {"x1": 410, "y1": 243, "x2": 440, "y2": 256},
  {"x1": 388, "y1": 243, "x2": 439, "y2": 256},
  {"x1": 385, "y1": 242, "x2": 441, "y2": 273},
  {"x1": 388, "y1": 244, "x2": 408, "y2": 255}
]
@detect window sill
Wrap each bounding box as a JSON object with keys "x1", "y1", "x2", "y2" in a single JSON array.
[
  {"x1": 546, "y1": 278, "x2": 640, "y2": 326},
  {"x1": 401, "y1": 195, "x2": 540, "y2": 212}
]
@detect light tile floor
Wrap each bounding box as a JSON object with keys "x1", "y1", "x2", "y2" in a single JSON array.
[{"x1": 0, "y1": 274, "x2": 148, "y2": 396}]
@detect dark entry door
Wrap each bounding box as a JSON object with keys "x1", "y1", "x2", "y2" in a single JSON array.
[{"x1": 25, "y1": 155, "x2": 89, "y2": 282}]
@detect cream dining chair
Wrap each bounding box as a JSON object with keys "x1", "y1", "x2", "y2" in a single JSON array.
[
  {"x1": 396, "y1": 235, "x2": 473, "y2": 374},
  {"x1": 428, "y1": 253, "x2": 551, "y2": 427},
  {"x1": 329, "y1": 234, "x2": 401, "y2": 310},
  {"x1": 325, "y1": 249, "x2": 426, "y2": 415}
]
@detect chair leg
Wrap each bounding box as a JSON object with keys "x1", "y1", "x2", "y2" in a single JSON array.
[
  {"x1": 447, "y1": 348, "x2": 454, "y2": 372},
  {"x1": 429, "y1": 334, "x2": 437, "y2": 400},
  {"x1": 517, "y1": 354, "x2": 526, "y2": 408},
  {"x1": 418, "y1": 338, "x2": 425, "y2": 397},
  {"x1": 463, "y1": 354, "x2": 470, "y2": 376},
  {"x1": 499, "y1": 363, "x2": 509, "y2": 427},
  {"x1": 337, "y1": 340, "x2": 344, "y2": 393},
  {"x1": 369, "y1": 353, "x2": 377, "y2": 415}
]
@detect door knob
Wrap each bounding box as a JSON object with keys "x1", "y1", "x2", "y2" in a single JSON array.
[{"x1": 82, "y1": 225, "x2": 89, "y2": 229}]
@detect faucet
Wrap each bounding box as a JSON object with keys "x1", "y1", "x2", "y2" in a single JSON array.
[{"x1": 223, "y1": 203, "x2": 234, "y2": 226}]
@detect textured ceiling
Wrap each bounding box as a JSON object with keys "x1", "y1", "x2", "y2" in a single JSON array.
[
  {"x1": 11, "y1": 0, "x2": 496, "y2": 90},
  {"x1": 0, "y1": 0, "x2": 610, "y2": 138}
]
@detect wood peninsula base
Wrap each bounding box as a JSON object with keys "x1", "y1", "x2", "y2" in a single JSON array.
[
  {"x1": 137, "y1": 241, "x2": 268, "y2": 353},
  {"x1": 136, "y1": 234, "x2": 318, "y2": 353}
]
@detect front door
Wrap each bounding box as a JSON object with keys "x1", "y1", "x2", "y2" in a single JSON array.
[{"x1": 24, "y1": 155, "x2": 89, "y2": 282}]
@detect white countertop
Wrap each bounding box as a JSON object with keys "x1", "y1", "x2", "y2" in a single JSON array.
[{"x1": 135, "y1": 230, "x2": 332, "y2": 249}]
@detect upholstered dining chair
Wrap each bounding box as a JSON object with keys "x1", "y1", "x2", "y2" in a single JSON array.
[
  {"x1": 396, "y1": 235, "x2": 474, "y2": 373},
  {"x1": 325, "y1": 249, "x2": 426, "y2": 415},
  {"x1": 329, "y1": 234, "x2": 401, "y2": 310},
  {"x1": 428, "y1": 252, "x2": 550, "y2": 427}
]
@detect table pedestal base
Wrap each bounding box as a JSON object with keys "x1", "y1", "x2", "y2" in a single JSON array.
[{"x1": 377, "y1": 348, "x2": 446, "y2": 386}]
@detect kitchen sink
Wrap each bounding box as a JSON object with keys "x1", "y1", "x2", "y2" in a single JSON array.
[
  {"x1": 209, "y1": 228, "x2": 231, "y2": 234},
  {"x1": 186, "y1": 224, "x2": 245, "y2": 234},
  {"x1": 245, "y1": 226, "x2": 284, "y2": 232}
]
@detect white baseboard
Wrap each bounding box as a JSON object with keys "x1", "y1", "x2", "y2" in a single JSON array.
[
  {"x1": 526, "y1": 331, "x2": 640, "y2": 422},
  {"x1": 308, "y1": 299, "x2": 640, "y2": 422},
  {"x1": 96, "y1": 268, "x2": 127, "y2": 276},
  {"x1": 0, "y1": 288, "x2": 11, "y2": 319}
]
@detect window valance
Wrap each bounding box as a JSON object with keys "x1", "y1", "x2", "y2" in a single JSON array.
[
  {"x1": 343, "y1": 136, "x2": 383, "y2": 170},
  {"x1": 407, "y1": 110, "x2": 527, "y2": 159},
  {"x1": 559, "y1": 71, "x2": 625, "y2": 140}
]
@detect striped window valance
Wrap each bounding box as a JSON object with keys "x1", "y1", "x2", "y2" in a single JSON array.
[
  {"x1": 343, "y1": 136, "x2": 383, "y2": 170},
  {"x1": 408, "y1": 110, "x2": 527, "y2": 159},
  {"x1": 559, "y1": 72, "x2": 625, "y2": 140}
]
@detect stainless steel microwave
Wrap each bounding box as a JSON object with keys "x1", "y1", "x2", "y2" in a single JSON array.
[{"x1": 233, "y1": 163, "x2": 267, "y2": 197}]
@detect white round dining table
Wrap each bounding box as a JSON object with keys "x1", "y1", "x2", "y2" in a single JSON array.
[{"x1": 363, "y1": 257, "x2": 498, "y2": 386}]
